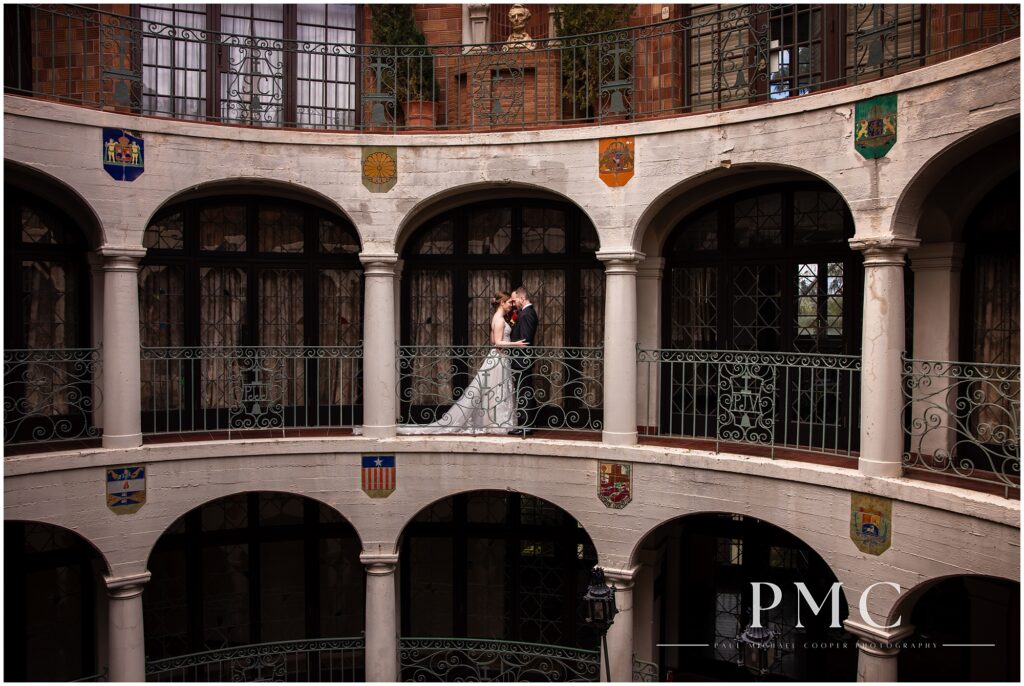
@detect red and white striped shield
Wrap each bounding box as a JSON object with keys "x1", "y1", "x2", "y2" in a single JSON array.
[{"x1": 361, "y1": 454, "x2": 396, "y2": 498}]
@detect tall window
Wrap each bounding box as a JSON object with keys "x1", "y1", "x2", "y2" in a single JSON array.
[
  {"x1": 402, "y1": 200, "x2": 603, "y2": 348},
  {"x1": 401, "y1": 491, "x2": 598, "y2": 650},
  {"x1": 141, "y1": 4, "x2": 359, "y2": 128},
  {"x1": 4, "y1": 189, "x2": 94, "y2": 444},
  {"x1": 143, "y1": 493, "x2": 364, "y2": 660},
  {"x1": 664, "y1": 184, "x2": 859, "y2": 354},
  {"x1": 139, "y1": 197, "x2": 362, "y2": 432}
]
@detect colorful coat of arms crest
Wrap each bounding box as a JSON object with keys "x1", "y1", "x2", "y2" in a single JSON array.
[
  {"x1": 598, "y1": 136, "x2": 635, "y2": 187},
  {"x1": 850, "y1": 493, "x2": 892, "y2": 555},
  {"x1": 107, "y1": 465, "x2": 146, "y2": 514},
  {"x1": 102, "y1": 128, "x2": 145, "y2": 181},
  {"x1": 598, "y1": 461, "x2": 632, "y2": 509},
  {"x1": 854, "y1": 95, "x2": 897, "y2": 159},
  {"x1": 362, "y1": 454, "x2": 396, "y2": 498}
]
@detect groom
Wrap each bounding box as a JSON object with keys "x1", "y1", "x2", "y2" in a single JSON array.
[{"x1": 509, "y1": 286, "x2": 538, "y2": 436}]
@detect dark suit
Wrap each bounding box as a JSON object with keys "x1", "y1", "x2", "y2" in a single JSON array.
[{"x1": 509, "y1": 303, "x2": 538, "y2": 429}]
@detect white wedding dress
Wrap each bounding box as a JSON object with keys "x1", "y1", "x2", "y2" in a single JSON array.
[{"x1": 398, "y1": 321, "x2": 517, "y2": 435}]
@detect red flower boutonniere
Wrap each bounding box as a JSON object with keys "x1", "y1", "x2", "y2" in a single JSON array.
[{"x1": 510, "y1": 310, "x2": 519, "y2": 324}]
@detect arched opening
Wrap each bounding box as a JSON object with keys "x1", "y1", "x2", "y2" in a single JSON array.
[
  {"x1": 636, "y1": 513, "x2": 855, "y2": 681},
  {"x1": 398, "y1": 490, "x2": 599, "y2": 680},
  {"x1": 4, "y1": 521, "x2": 107, "y2": 681},
  {"x1": 897, "y1": 575, "x2": 1020, "y2": 682},
  {"x1": 139, "y1": 193, "x2": 363, "y2": 435},
  {"x1": 903, "y1": 128, "x2": 1019, "y2": 493},
  {"x1": 647, "y1": 180, "x2": 861, "y2": 455},
  {"x1": 4, "y1": 182, "x2": 97, "y2": 446},
  {"x1": 399, "y1": 197, "x2": 603, "y2": 433},
  {"x1": 143, "y1": 492, "x2": 365, "y2": 680}
]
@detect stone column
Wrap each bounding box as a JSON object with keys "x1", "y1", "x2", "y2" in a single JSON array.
[
  {"x1": 636, "y1": 257, "x2": 664, "y2": 435},
  {"x1": 603, "y1": 566, "x2": 636, "y2": 682},
  {"x1": 909, "y1": 242, "x2": 965, "y2": 458},
  {"x1": 101, "y1": 248, "x2": 146, "y2": 449},
  {"x1": 360, "y1": 254, "x2": 399, "y2": 439},
  {"x1": 844, "y1": 619, "x2": 914, "y2": 682},
  {"x1": 105, "y1": 571, "x2": 150, "y2": 682},
  {"x1": 598, "y1": 251, "x2": 644, "y2": 446},
  {"x1": 850, "y1": 237, "x2": 919, "y2": 477},
  {"x1": 361, "y1": 553, "x2": 400, "y2": 682}
]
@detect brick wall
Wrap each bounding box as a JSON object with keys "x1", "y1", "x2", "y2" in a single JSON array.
[{"x1": 26, "y1": 4, "x2": 136, "y2": 112}]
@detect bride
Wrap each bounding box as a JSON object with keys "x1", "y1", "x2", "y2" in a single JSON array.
[{"x1": 398, "y1": 291, "x2": 526, "y2": 435}]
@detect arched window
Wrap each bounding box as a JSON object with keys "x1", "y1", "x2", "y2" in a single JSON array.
[
  {"x1": 402, "y1": 199, "x2": 603, "y2": 348},
  {"x1": 658, "y1": 183, "x2": 861, "y2": 453},
  {"x1": 663, "y1": 183, "x2": 860, "y2": 354},
  {"x1": 140, "y1": 197, "x2": 362, "y2": 433}
]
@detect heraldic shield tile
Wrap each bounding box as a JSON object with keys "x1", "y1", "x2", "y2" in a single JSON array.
[
  {"x1": 362, "y1": 454, "x2": 396, "y2": 498},
  {"x1": 854, "y1": 95, "x2": 897, "y2": 159},
  {"x1": 599, "y1": 461, "x2": 632, "y2": 509},
  {"x1": 598, "y1": 136, "x2": 635, "y2": 187},
  {"x1": 107, "y1": 465, "x2": 146, "y2": 514},
  {"x1": 850, "y1": 492, "x2": 892, "y2": 555}
]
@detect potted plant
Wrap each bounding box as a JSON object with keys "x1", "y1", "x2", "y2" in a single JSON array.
[
  {"x1": 556, "y1": 4, "x2": 635, "y2": 122},
  {"x1": 370, "y1": 5, "x2": 440, "y2": 129}
]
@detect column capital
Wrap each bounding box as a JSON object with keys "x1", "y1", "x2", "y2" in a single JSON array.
[
  {"x1": 849, "y1": 236, "x2": 920, "y2": 262},
  {"x1": 100, "y1": 246, "x2": 146, "y2": 270},
  {"x1": 909, "y1": 241, "x2": 965, "y2": 272},
  {"x1": 104, "y1": 571, "x2": 151, "y2": 597},
  {"x1": 596, "y1": 250, "x2": 646, "y2": 270},
  {"x1": 602, "y1": 565, "x2": 640, "y2": 587},
  {"x1": 359, "y1": 252, "x2": 400, "y2": 275},
  {"x1": 360, "y1": 552, "x2": 400, "y2": 574},
  {"x1": 843, "y1": 618, "x2": 915, "y2": 646}
]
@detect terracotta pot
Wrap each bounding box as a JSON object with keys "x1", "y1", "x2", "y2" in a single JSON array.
[{"x1": 405, "y1": 100, "x2": 435, "y2": 129}]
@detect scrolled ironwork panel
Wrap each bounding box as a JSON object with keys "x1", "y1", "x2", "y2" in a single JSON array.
[
  {"x1": 4, "y1": 348, "x2": 101, "y2": 445},
  {"x1": 638, "y1": 348, "x2": 860, "y2": 456},
  {"x1": 398, "y1": 346, "x2": 602, "y2": 433},
  {"x1": 398, "y1": 637, "x2": 599, "y2": 682},
  {"x1": 903, "y1": 357, "x2": 1020, "y2": 495},
  {"x1": 632, "y1": 658, "x2": 659, "y2": 682},
  {"x1": 145, "y1": 637, "x2": 366, "y2": 682}
]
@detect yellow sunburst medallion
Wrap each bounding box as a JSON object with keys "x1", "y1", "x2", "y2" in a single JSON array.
[{"x1": 361, "y1": 147, "x2": 398, "y2": 192}]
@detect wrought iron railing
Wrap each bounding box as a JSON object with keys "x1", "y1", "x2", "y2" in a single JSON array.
[
  {"x1": 4, "y1": 348, "x2": 102, "y2": 446},
  {"x1": 398, "y1": 345, "x2": 602, "y2": 434},
  {"x1": 902, "y1": 357, "x2": 1020, "y2": 496},
  {"x1": 638, "y1": 349, "x2": 861, "y2": 458},
  {"x1": 145, "y1": 636, "x2": 365, "y2": 682},
  {"x1": 71, "y1": 671, "x2": 107, "y2": 682},
  {"x1": 632, "y1": 656, "x2": 659, "y2": 682},
  {"x1": 399, "y1": 637, "x2": 599, "y2": 682},
  {"x1": 141, "y1": 346, "x2": 362, "y2": 436},
  {"x1": 6, "y1": 4, "x2": 1018, "y2": 131}
]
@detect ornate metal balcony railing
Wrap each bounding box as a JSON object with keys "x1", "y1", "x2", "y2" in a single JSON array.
[
  {"x1": 398, "y1": 345, "x2": 602, "y2": 434},
  {"x1": 903, "y1": 357, "x2": 1020, "y2": 496},
  {"x1": 633, "y1": 656, "x2": 659, "y2": 682},
  {"x1": 141, "y1": 346, "x2": 362, "y2": 436},
  {"x1": 399, "y1": 637, "x2": 599, "y2": 682},
  {"x1": 4, "y1": 348, "x2": 101, "y2": 446},
  {"x1": 5, "y1": 4, "x2": 1018, "y2": 132},
  {"x1": 638, "y1": 349, "x2": 861, "y2": 458},
  {"x1": 145, "y1": 636, "x2": 366, "y2": 682}
]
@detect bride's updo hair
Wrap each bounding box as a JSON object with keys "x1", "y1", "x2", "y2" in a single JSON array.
[{"x1": 491, "y1": 290, "x2": 511, "y2": 310}]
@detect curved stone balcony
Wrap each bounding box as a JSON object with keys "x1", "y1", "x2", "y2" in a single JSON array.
[{"x1": 6, "y1": 3, "x2": 1019, "y2": 133}]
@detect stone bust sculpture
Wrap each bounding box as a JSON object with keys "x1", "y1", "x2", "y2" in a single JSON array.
[{"x1": 503, "y1": 3, "x2": 536, "y2": 51}]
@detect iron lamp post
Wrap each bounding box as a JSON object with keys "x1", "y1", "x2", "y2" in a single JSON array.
[
  {"x1": 736, "y1": 622, "x2": 778, "y2": 680},
  {"x1": 583, "y1": 567, "x2": 618, "y2": 681}
]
